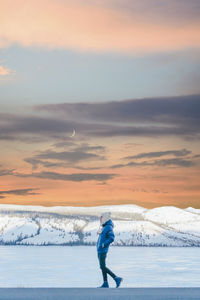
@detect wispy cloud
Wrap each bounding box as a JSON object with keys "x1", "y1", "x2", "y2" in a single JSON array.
[
  {"x1": 105, "y1": 0, "x2": 200, "y2": 24},
  {"x1": 14, "y1": 171, "x2": 117, "y2": 182},
  {"x1": 124, "y1": 149, "x2": 191, "y2": 160},
  {"x1": 24, "y1": 147, "x2": 106, "y2": 170},
  {"x1": 0, "y1": 0, "x2": 200, "y2": 53},
  {"x1": 35, "y1": 149, "x2": 105, "y2": 163},
  {"x1": 0, "y1": 188, "x2": 40, "y2": 198},
  {"x1": 131, "y1": 187, "x2": 168, "y2": 194},
  {"x1": 0, "y1": 167, "x2": 14, "y2": 176},
  {"x1": 0, "y1": 65, "x2": 11, "y2": 76},
  {"x1": 110, "y1": 158, "x2": 195, "y2": 169}
]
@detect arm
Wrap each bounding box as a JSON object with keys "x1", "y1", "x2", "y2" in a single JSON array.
[{"x1": 102, "y1": 228, "x2": 115, "y2": 248}]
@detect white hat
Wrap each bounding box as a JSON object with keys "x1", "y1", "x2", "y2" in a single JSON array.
[{"x1": 100, "y1": 212, "x2": 111, "y2": 225}]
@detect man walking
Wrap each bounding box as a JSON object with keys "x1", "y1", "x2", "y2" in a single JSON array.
[{"x1": 97, "y1": 212, "x2": 123, "y2": 288}]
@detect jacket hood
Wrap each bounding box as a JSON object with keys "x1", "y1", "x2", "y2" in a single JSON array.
[{"x1": 103, "y1": 219, "x2": 114, "y2": 227}]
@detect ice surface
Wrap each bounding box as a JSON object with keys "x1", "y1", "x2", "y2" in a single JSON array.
[{"x1": 0, "y1": 246, "x2": 200, "y2": 287}]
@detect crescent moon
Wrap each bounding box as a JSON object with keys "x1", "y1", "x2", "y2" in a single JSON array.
[{"x1": 69, "y1": 129, "x2": 76, "y2": 137}]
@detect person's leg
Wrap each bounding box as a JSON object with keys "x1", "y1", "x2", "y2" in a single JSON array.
[
  {"x1": 105, "y1": 266, "x2": 117, "y2": 279},
  {"x1": 103, "y1": 252, "x2": 123, "y2": 288},
  {"x1": 98, "y1": 252, "x2": 123, "y2": 288},
  {"x1": 98, "y1": 253, "x2": 108, "y2": 282},
  {"x1": 103, "y1": 253, "x2": 117, "y2": 280}
]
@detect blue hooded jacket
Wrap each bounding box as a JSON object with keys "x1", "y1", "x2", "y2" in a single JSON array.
[{"x1": 97, "y1": 219, "x2": 115, "y2": 253}]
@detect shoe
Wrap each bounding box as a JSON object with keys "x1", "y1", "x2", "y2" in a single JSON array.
[
  {"x1": 98, "y1": 281, "x2": 109, "y2": 288},
  {"x1": 115, "y1": 277, "x2": 123, "y2": 288}
]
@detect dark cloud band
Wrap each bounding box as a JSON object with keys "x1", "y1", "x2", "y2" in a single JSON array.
[
  {"x1": 124, "y1": 149, "x2": 191, "y2": 160},
  {"x1": 0, "y1": 188, "x2": 40, "y2": 197},
  {"x1": 14, "y1": 171, "x2": 117, "y2": 182},
  {"x1": 111, "y1": 158, "x2": 195, "y2": 169},
  {"x1": 0, "y1": 94, "x2": 199, "y2": 141}
]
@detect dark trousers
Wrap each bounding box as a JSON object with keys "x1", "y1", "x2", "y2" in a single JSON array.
[{"x1": 98, "y1": 252, "x2": 116, "y2": 282}]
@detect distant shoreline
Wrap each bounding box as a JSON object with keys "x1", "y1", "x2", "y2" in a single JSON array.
[{"x1": 1, "y1": 204, "x2": 200, "y2": 247}]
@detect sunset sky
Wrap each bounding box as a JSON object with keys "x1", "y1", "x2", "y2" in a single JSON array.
[{"x1": 0, "y1": 0, "x2": 200, "y2": 208}]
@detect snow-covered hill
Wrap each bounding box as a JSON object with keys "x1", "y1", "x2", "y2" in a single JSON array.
[{"x1": 0, "y1": 204, "x2": 200, "y2": 246}]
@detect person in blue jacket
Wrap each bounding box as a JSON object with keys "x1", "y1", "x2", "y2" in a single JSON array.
[{"x1": 97, "y1": 212, "x2": 123, "y2": 288}]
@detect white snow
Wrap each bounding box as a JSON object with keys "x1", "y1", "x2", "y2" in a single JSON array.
[
  {"x1": 0, "y1": 204, "x2": 200, "y2": 246},
  {"x1": 0, "y1": 203, "x2": 146, "y2": 218},
  {"x1": 0, "y1": 215, "x2": 38, "y2": 243},
  {"x1": 185, "y1": 207, "x2": 200, "y2": 215},
  {"x1": 143, "y1": 206, "x2": 200, "y2": 224}
]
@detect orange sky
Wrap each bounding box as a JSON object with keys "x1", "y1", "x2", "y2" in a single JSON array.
[{"x1": 1, "y1": 133, "x2": 200, "y2": 208}]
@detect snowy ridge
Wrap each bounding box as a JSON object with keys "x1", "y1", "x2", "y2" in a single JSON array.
[{"x1": 0, "y1": 204, "x2": 200, "y2": 246}]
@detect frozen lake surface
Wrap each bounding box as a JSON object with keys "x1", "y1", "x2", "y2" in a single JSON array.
[{"x1": 0, "y1": 246, "x2": 200, "y2": 288}]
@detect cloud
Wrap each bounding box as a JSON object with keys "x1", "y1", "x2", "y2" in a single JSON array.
[
  {"x1": 0, "y1": 0, "x2": 200, "y2": 53},
  {"x1": 131, "y1": 187, "x2": 168, "y2": 193},
  {"x1": 0, "y1": 113, "x2": 75, "y2": 134},
  {"x1": 1, "y1": 94, "x2": 200, "y2": 142},
  {"x1": 74, "y1": 143, "x2": 106, "y2": 153},
  {"x1": 150, "y1": 158, "x2": 195, "y2": 167},
  {"x1": 0, "y1": 188, "x2": 40, "y2": 197},
  {"x1": 24, "y1": 157, "x2": 105, "y2": 170},
  {"x1": 73, "y1": 165, "x2": 104, "y2": 170},
  {"x1": 124, "y1": 149, "x2": 191, "y2": 160},
  {"x1": 24, "y1": 143, "x2": 106, "y2": 170},
  {"x1": 105, "y1": 0, "x2": 200, "y2": 24},
  {"x1": 53, "y1": 140, "x2": 78, "y2": 148},
  {"x1": 23, "y1": 157, "x2": 64, "y2": 170},
  {"x1": 0, "y1": 168, "x2": 14, "y2": 176},
  {"x1": 0, "y1": 65, "x2": 11, "y2": 76},
  {"x1": 35, "y1": 94, "x2": 200, "y2": 124},
  {"x1": 110, "y1": 158, "x2": 195, "y2": 169},
  {"x1": 35, "y1": 149, "x2": 105, "y2": 163},
  {"x1": 0, "y1": 113, "x2": 82, "y2": 142},
  {"x1": 35, "y1": 94, "x2": 200, "y2": 140},
  {"x1": 14, "y1": 171, "x2": 117, "y2": 182}
]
